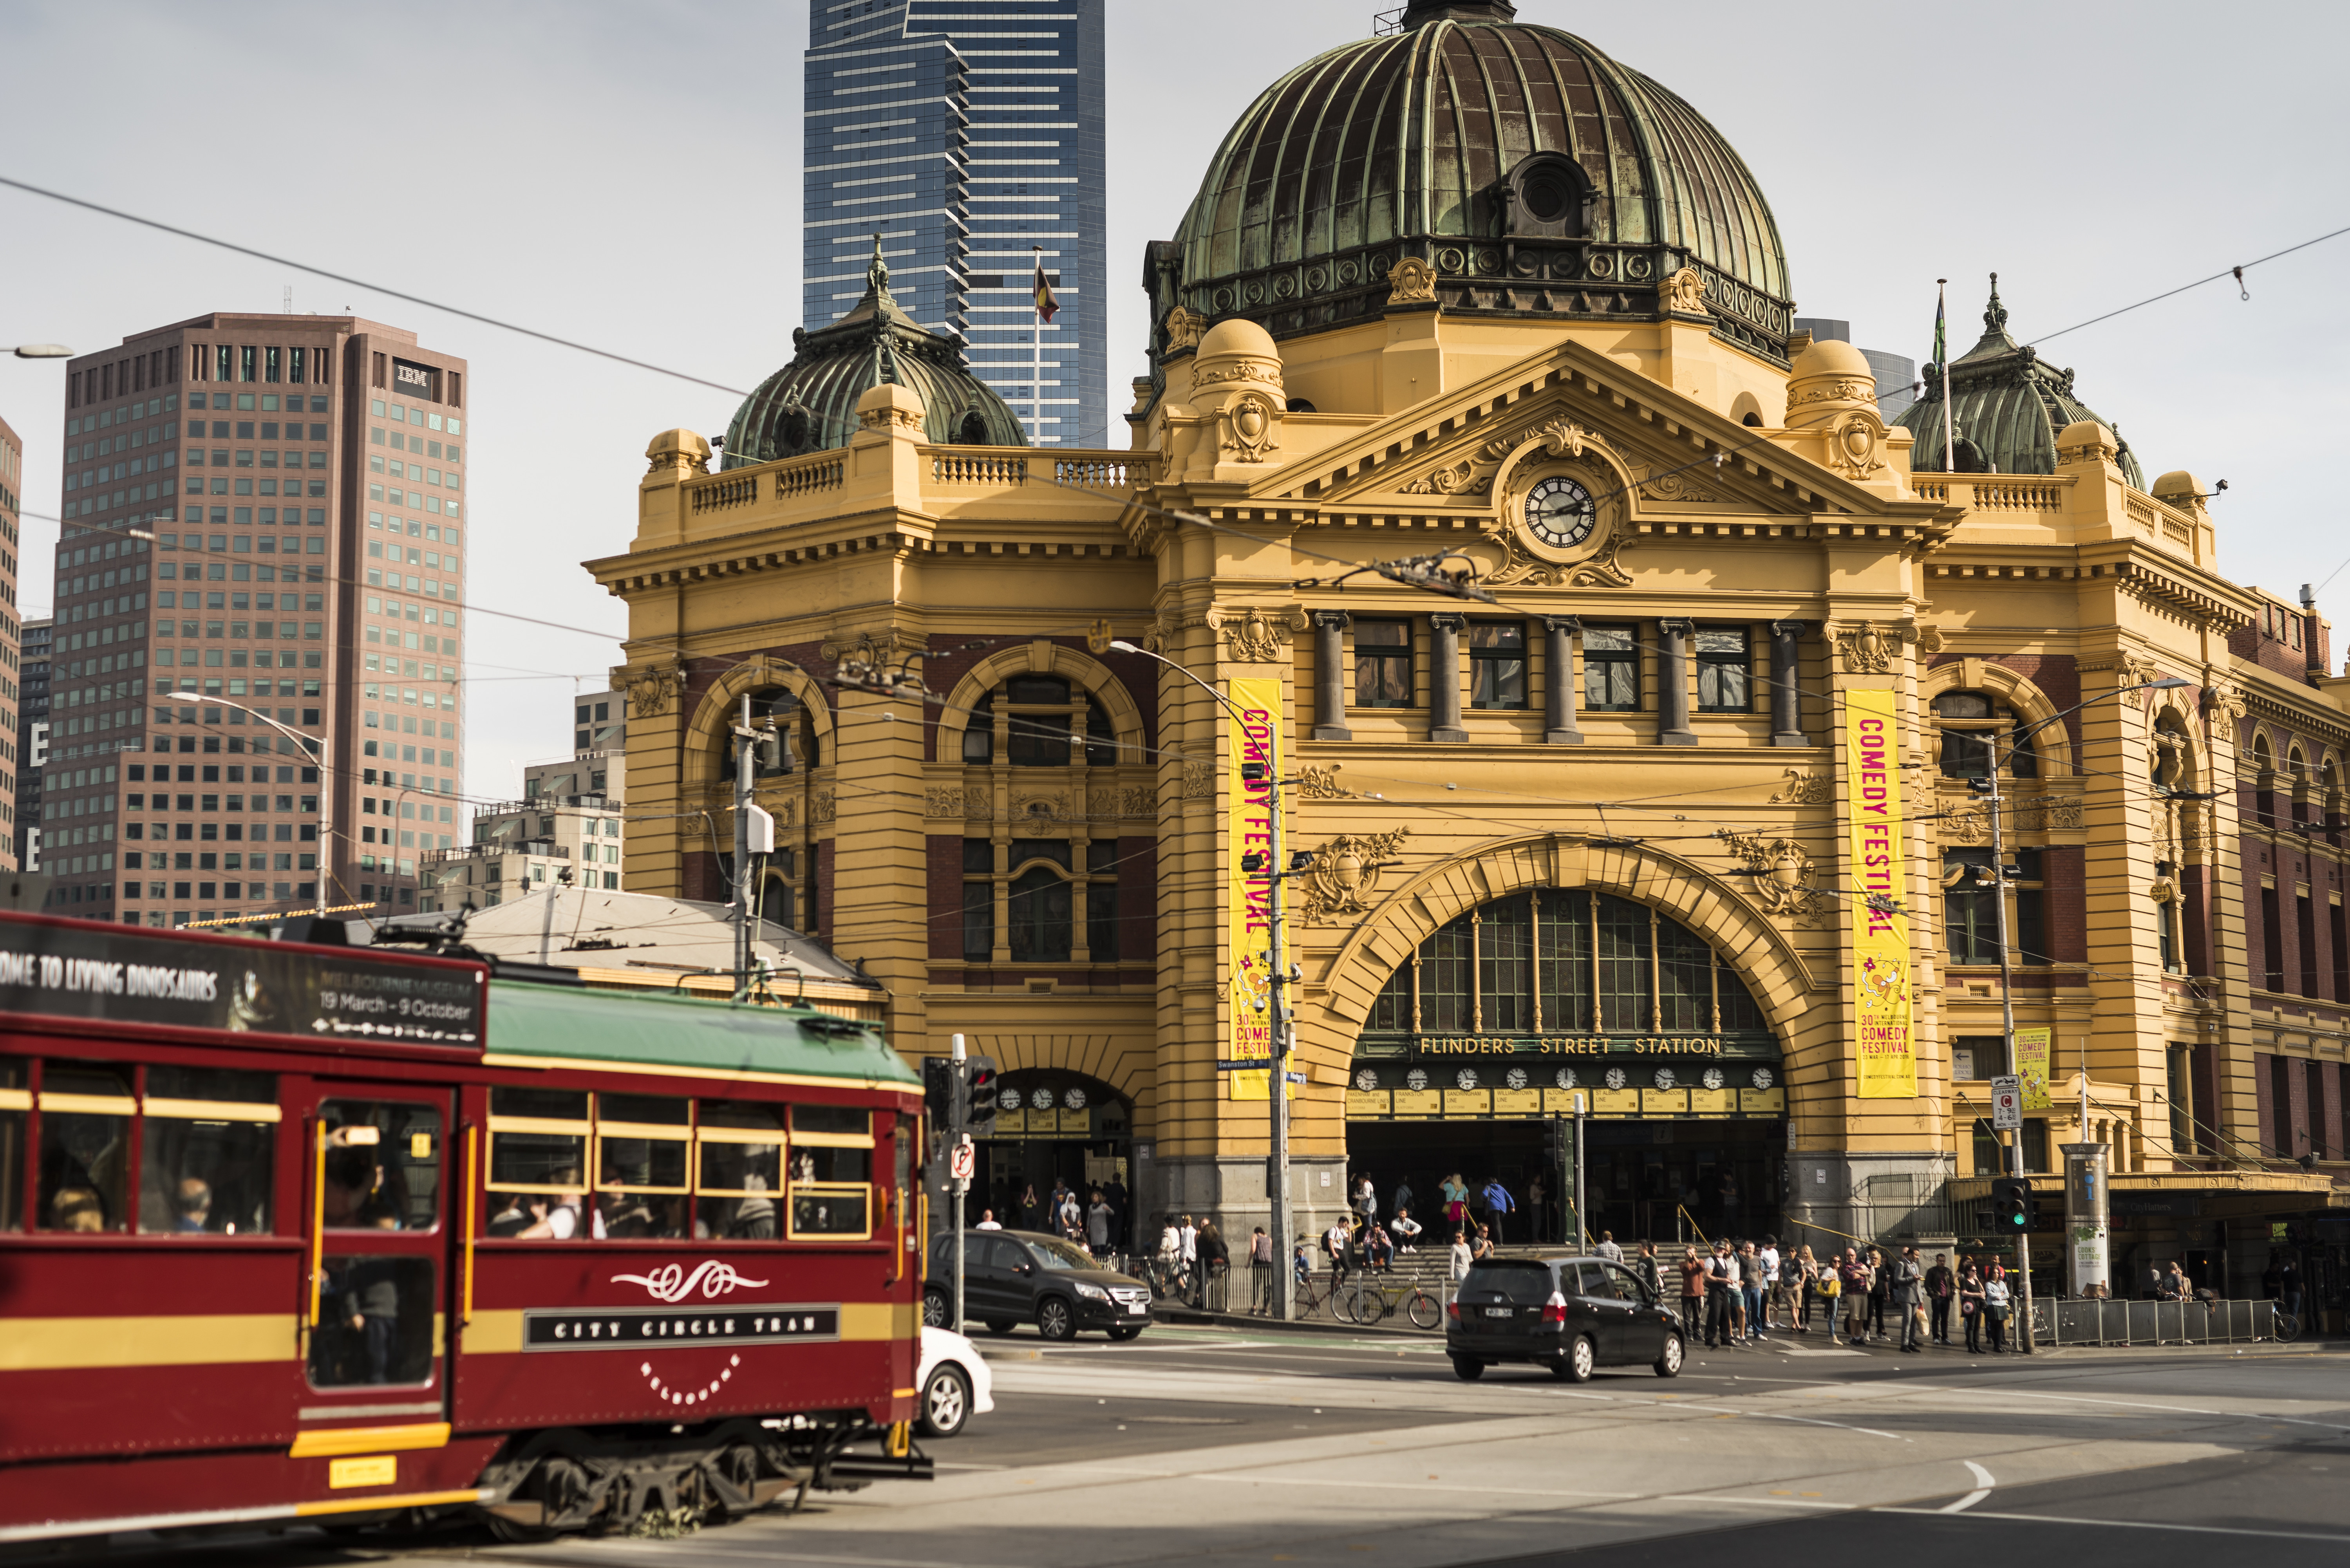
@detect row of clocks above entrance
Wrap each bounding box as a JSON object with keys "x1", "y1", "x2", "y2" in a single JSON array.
[{"x1": 1352, "y1": 1063, "x2": 1777, "y2": 1094}]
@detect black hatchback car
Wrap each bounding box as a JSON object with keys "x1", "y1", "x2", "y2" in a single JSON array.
[
  {"x1": 923, "y1": 1230, "x2": 1153, "y2": 1341},
  {"x1": 1446, "y1": 1254, "x2": 1684, "y2": 1382}
]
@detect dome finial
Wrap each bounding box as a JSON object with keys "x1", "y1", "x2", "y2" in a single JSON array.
[
  {"x1": 868, "y1": 233, "x2": 891, "y2": 298},
  {"x1": 1985, "y1": 271, "x2": 2007, "y2": 333}
]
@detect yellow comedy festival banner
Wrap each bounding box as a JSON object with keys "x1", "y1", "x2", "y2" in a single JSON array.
[
  {"x1": 2015, "y1": 1027, "x2": 2053, "y2": 1110},
  {"x1": 1227, "y1": 677, "x2": 1282, "y2": 1100},
  {"x1": 1846, "y1": 689, "x2": 1916, "y2": 1098}
]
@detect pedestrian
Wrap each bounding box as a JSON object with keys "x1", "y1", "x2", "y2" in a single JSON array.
[
  {"x1": 1248, "y1": 1225, "x2": 1274, "y2": 1314},
  {"x1": 1480, "y1": 1174, "x2": 1517, "y2": 1246},
  {"x1": 1894, "y1": 1245, "x2": 1925, "y2": 1352},
  {"x1": 1367, "y1": 1221, "x2": 1394, "y2": 1272},
  {"x1": 1104, "y1": 1174, "x2": 1130, "y2": 1250},
  {"x1": 1449, "y1": 1229, "x2": 1473, "y2": 1283},
  {"x1": 1197, "y1": 1220, "x2": 1228, "y2": 1308},
  {"x1": 1325, "y1": 1216, "x2": 1352, "y2": 1284},
  {"x1": 1838, "y1": 1248, "x2": 1871, "y2": 1345},
  {"x1": 1390, "y1": 1207, "x2": 1424, "y2": 1253},
  {"x1": 1471, "y1": 1223, "x2": 1495, "y2": 1262},
  {"x1": 1678, "y1": 1246, "x2": 1708, "y2": 1344},
  {"x1": 1791, "y1": 1245, "x2": 1818, "y2": 1334},
  {"x1": 1704, "y1": 1241, "x2": 1737, "y2": 1348},
  {"x1": 1636, "y1": 1239, "x2": 1664, "y2": 1303},
  {"x1": 1596, "y1": 1230, "x2": 1623, "y2": 1265},
  {"x1": 2164, "y1": 1260, "x2": 2191, "y2": 1304},
  {"x1": 1016, "y1": 1183, "x2": 1040, "y2": 1231},
  {"x1": 1739, "y1": 1241, "x2": 1767, "y2": 1342},
  {"x1": 1864, "y1": 1246, "x2": 1891, "y2": 1341},
  {"x1": 1394, "y1": 1176, "x2": 1417, "y2": 1222},
  {"x1": 1086, "y1": 1189, "x2": 1114, "y2": 1260},
  {"x1": 1981, "y1": 1263, "x2": 2012, "y2": 1353},
  {"x1": 1527, "y1": 1172, "x2": 1549, "y2": 1244},
  {"x1": 975, "y1": 1208, "x2": 1003, "y2": 1231},
  {"x1": 1925, "y1": 1252, "x2": 1954, "y2": 1344},
  {"x1": 1758, "y1": 1236, "x2": 1782, "y2": 1331},
  {"x1": 1960, "y1": 1263, "x2": 1985, "y2": 1353},
  {"x1": 1441, "y1": 1172, "x2": 1469, "y2": 1233},
  {"x1": 2281, "y1": 1256, "x2": 2305, "y2": 1323},
  {"x1": 1179, "y1": 1213, "x2": 1200, "y2": 1297},
  {"x1": 1811, "y1": 1250, "x2": 1840, "y2": 1342},
  {"x1": 1354, "y1": 1172, "x2": 1377, "y2": 1223}
]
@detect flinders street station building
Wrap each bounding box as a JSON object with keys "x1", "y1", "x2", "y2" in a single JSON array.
[{"x1": 589, "y1": 0, "x2": 2347, "y2": 1301}]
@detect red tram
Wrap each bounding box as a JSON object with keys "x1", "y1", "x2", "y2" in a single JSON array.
[{"x1": 0, "y1": 910, "x2": 927, "y2": 1545}]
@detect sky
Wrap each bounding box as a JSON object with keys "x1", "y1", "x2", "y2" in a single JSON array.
[{"x1": 2, "y1": 0, "x2": 2346, "y2": 808}]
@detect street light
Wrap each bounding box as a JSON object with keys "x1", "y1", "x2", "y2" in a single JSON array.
[
  {"x1": 1110, "y1": 638, "x2": 1301, "y2": 1323},
  {"x1": 8, "y1": 344, "x2": 72, "y2": 358},
  {"x1": 166, "y1": 695, "x2": 333, "y2": 917},
  {"x1": 1967, "y1": 674, "x2": 2190, "y2": 1351}
]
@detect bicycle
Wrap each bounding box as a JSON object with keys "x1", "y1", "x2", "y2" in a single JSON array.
[
  {"x1": 2274, "y1": 1307, "x2": 2302, "y2": 1343},
  {"x1": 1143, "y1": 1255, "x2": 1193, "y2": 1303},
  {"x1": 1340, "y1": 1275, "x2": 1444, "y2": 1330}
]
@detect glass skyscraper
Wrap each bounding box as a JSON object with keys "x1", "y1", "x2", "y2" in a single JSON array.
[{"x1": 803, "y1": 0, "x2": 1106, "y2": 446}]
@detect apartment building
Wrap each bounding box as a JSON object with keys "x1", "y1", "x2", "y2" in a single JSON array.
[
  {"x1": 43, "y1": 313, "x2": 468, "y2": 925},
  {"x1": 801, "y1": 0, "x2": 1106, "y2": 445},
  {"x1": 13, "y1": 618, "x2": 47, "y2": 872},
  {"x1": 420, "y1": 690, "x2": 625, "y2": 912}
]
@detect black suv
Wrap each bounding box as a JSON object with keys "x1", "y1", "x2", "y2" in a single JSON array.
[
  {"x1": 1446, "y1": 1254, "x2": 1684, "y2": 1382},
  {"x1": 923, "y1": 1230, "x2": 1152, "y2": 1342}
]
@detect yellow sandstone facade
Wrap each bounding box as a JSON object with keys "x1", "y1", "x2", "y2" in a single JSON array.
[{"x1": 589, "y1": 2, "x2": 2340, "y2": 1287}]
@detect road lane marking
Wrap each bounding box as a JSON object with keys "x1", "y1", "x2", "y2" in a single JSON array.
[
  {"x1": 1941, "y1": 1459, "x2": 1995, "y2": 1512},
  {"x1": 1875, "y1": 1506, "x2": 2350, "y2": 1543}
]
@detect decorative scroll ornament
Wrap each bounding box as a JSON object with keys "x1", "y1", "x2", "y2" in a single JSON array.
[
  {"x1": 1398, "y1": 459, "x2": 1489, "y2": 497},
  {"x1": 925, "y1": 788, "x2": 966, "y2": 819},
  {"x1": 820, "y1": 627, "x2": 919, "y2": 664},
  {"x1": 2118, "y1": 651, "x2": 2163, "y2": 689},
  {"x1": 1296, "y1": 766, "x2": 1352, "y2": 800},
  {"x1": 1640, "y1": 468, "x2": 1722, "y2": 504},
  {"x1": 1206, "y1": 605, "x2": 1309, "y2": 663},
  {"x1": 2009, "y1": 795, "x2": 2085, "y2": 832},
  {"x1": 1527, "y1": 417, "x2": 1594, "y2": 459},
  {"x1": 1768, "y1": 769, "x2": 1831, "y2": 805},
  {"x1": 1013, "y1": 791, "x2": 1067, "y2": 821},
  {"x1": 2205, "y1": 683, "x2": 2248, "y2": 723},
  {"x1": 1386, "y1": 256, "x2": 1438, "y2": 306},
  {"x1": 1829, "y1": 621, "x2": 1940, "y2": 674},
  {"x1": 814, "y1": 792, "x2": 838, "y2": 824},
  {"x1": 1715, "y1": 829, "x2": 1824, "y2": 917},
  {"x1": 1086, "y1": 787, "x2": 1154, "y2": 820},
  {"x1": 1936, "y1": 805, "x2": 1989, "y2": 845},
  {"x1": 1823, "y1": 409, "x2": 1887, "y2": 480},
  {"x1": 1484, "y1": 513, "x2": 1630, "y2": 589},
  {"x1": 1182, "y1": 761, "x2": 1215, "y2": 799},
  {"x1": 1662, "y1": 266, "x2": 1710, "y2": 316},
  {"x1": 626, "y1": 666, "x2": 680, "y2": 719},
  {"x1": 1300, "y1": 828, "x2": 1410, "y2": 922},
  {"x1": 610, "y1": 1261, "x2": 770, "y2": 1302},
  {"x1": 1164, "y1": 305, "x2": 1208, "y2": 354}
]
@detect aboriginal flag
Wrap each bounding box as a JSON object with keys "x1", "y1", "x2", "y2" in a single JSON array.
[{"x1": 1033, "y1": 255, "x2": 1060, "y2": 324}]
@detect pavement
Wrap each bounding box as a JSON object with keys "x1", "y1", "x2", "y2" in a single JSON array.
[{"x1": 42, "y1": 1323, "x2": 2350, "y2": 1568}]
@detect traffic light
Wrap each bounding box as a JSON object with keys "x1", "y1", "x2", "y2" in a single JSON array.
[
  {"x1": 923, "y1": 1057, "x2": 955, "y2": 1132},
  {"x1": 965, "y1": 1057, "x2": 998, "y2": 1131},
  {"x1": 1990, "y1": 1177, "x2": 2033, "y2": 1232}
]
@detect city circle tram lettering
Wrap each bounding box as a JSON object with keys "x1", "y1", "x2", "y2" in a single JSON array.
[
  {"x1": 521, "y1": 1305, "x2": 841, "y2": 1351},
  {"x1": 1415, "y1": 1036, "x2": 1728, "y2": 1057}
]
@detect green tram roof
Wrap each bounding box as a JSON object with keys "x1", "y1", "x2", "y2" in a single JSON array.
[{"x1": 483, "y1": 978, "x2": 917, "y2": 1092}]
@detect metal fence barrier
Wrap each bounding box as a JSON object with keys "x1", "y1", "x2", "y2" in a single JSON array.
[{"x1": 2032, "y1": 1297, "x2": 2280, "y2": 1346}]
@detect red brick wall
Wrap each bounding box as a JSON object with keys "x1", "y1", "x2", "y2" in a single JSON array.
[
  {"x1": 2040, "y1": 847, "x2": 2086, "y2": 964},
  {"x1": 927, "y1": 834, "x2": 967, "y2": 961},
  {"x1": 2288, "y1": 1058, "x2": 2313, "y2": 1158},
  {"x1": 1927, "y1": 652, "x2": 2083, "y2": 753},
  {"x1": 1114, "y1": 834, "x2": 1157, "y2": 964},
  {"x1": 2254, "y1": 1053, "x2": 2276, "y2": 1155},
  {"x1": 2326, "y1": 1062, "x2": 2346, "y2": 1162}
]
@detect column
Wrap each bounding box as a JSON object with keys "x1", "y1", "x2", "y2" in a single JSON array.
[
  {"x1": 1656, "y1": 618, "x2": 1696, "y2": 746},
  {"x1": 1770, "y1": 620, "x2": 1809, "y2": 747},
  {"x1": 1428, "y1": 614, "x2": 1467, "y2": 742},
  {"x1": 1543, "y1": 616, "x2": 1582, "y2": 745},
  {"x1": 1312, "y1": 610, "x2": 1351, "y2": 741}
]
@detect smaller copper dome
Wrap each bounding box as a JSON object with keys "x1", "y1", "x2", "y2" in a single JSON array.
[{"x1": 723, "y1": 241, "x2": 1027, "y2": 468}]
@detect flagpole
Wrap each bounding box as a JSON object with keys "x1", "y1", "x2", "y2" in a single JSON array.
[
  {"x1": 1032, "y1": 244, "x2": 1044, "y2": 444},
  {"x1": 1936, "y1": 277, "x2": 1954, "y2": 470}
]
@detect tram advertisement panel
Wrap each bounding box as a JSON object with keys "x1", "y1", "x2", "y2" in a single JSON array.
[
  {"x1": 1227, "y1": 676, "x2": 1281, "y2": 1102},
  {"x1": 1845, "y1": 689, "x2": 1916, "y2": 1097},
  {"x1": 0, "y1": 915, "x2": 482, "y2": 1047}
]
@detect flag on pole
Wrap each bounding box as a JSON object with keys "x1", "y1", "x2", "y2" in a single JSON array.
[
  {"x1": 1932, "y1": 283, "x2": 1947, "y2": 369},
  {"x1": 1032, "y1": 253, "x2": 1060, "y2": 324}
]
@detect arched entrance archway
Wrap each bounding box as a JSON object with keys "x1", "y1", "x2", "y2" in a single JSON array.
[
  {"x1": 971, "y1": 1069, "x2": 1137, "y2": 1253},
  {"x1": 1347, "y1": 888, "x2": 1787, "y2": 1248}
]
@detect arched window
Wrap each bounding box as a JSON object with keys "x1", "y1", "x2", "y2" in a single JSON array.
[
  {"x1": 718, "y1": 686, "x2": 819, "y2": 781},
  {"x1": 1366, "y1": 892, "x2": 1767, "y2": 1039},
  {"x1": 1007, "y1": 865, "x2": 1072, "y2": 963},
  {"x1": 1504, "y1": 153, "x2": 1590, "y2": 240},
  {"x1": 2289, "y1": 747, "x2": 2310, "y2": 826},
  {"x1": 2252, "y1": 734, "x2": 2277, "y2": 828},
  {"x1": 960, "y1": 675, "x2": 1118, "y2": 768},
  {"x1": 1931, "y1": 689, "x2": 2038, "y2": 779}
]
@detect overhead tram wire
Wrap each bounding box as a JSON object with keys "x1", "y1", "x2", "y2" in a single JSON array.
[{"x1": 0, "y1": 174, "x2": 751, "y2": 399}]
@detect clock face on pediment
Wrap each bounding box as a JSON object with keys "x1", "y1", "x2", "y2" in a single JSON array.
[{"x1": 1524, "y1": 475, "x2": 1597, "y2": 551}]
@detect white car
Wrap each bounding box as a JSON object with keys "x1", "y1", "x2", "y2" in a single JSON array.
[{"x1": 916, "y1": 1325, "x2": 995, "y2": 1438}]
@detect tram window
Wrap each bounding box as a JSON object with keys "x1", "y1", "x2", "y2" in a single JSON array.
[
  {"x1": 320, "y1": 1100, "x2": 442, "y2": 1232},
  {"x1": 139, "y1": 1067, "x2": 279, "y2": 1236},
  {"x1": 310, "y1": 1254, "x2": 436, "y2": 1388},
  {"x1": 791, "y1": 1105, "x2": 869, "y2": 1137},
  {"x1": 697, "y1": 1101, "x2": 785, "y2": 1241},
  {"x1": 486, "y1": 1081, "x2": 591, "y2": 1232},
  {"x1": 787, "y1": 1104, "x2": 872, "y2": 1238},
  {"x1": 37, "y1": 1062, "x2": 136, "y2": 1233},
  {"x1": 595, "y1": 1093, "x2": 692, "y2": 1241},
  {"x1": 490, "y1": 1085, "x2": 589, "y2": 1121},
  {"x1": 0, "y1": 1060, "x2": 25, "y2": 1232}
]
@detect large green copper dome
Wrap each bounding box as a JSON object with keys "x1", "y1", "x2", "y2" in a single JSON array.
[
  {"x1": 723, "y1": 243, "x2": 1026, "y2": 469},
  {"x1": 1896, "y1": 275, "x2": 2146, "y2": 489},
  {"x1": 1149, "y1": 0, "x2": 1793, "y2": 364}
]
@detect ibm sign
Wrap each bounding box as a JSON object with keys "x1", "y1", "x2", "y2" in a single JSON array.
[{"x1": 392, "y1": 358, "x2": 438, "y2": 402}]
